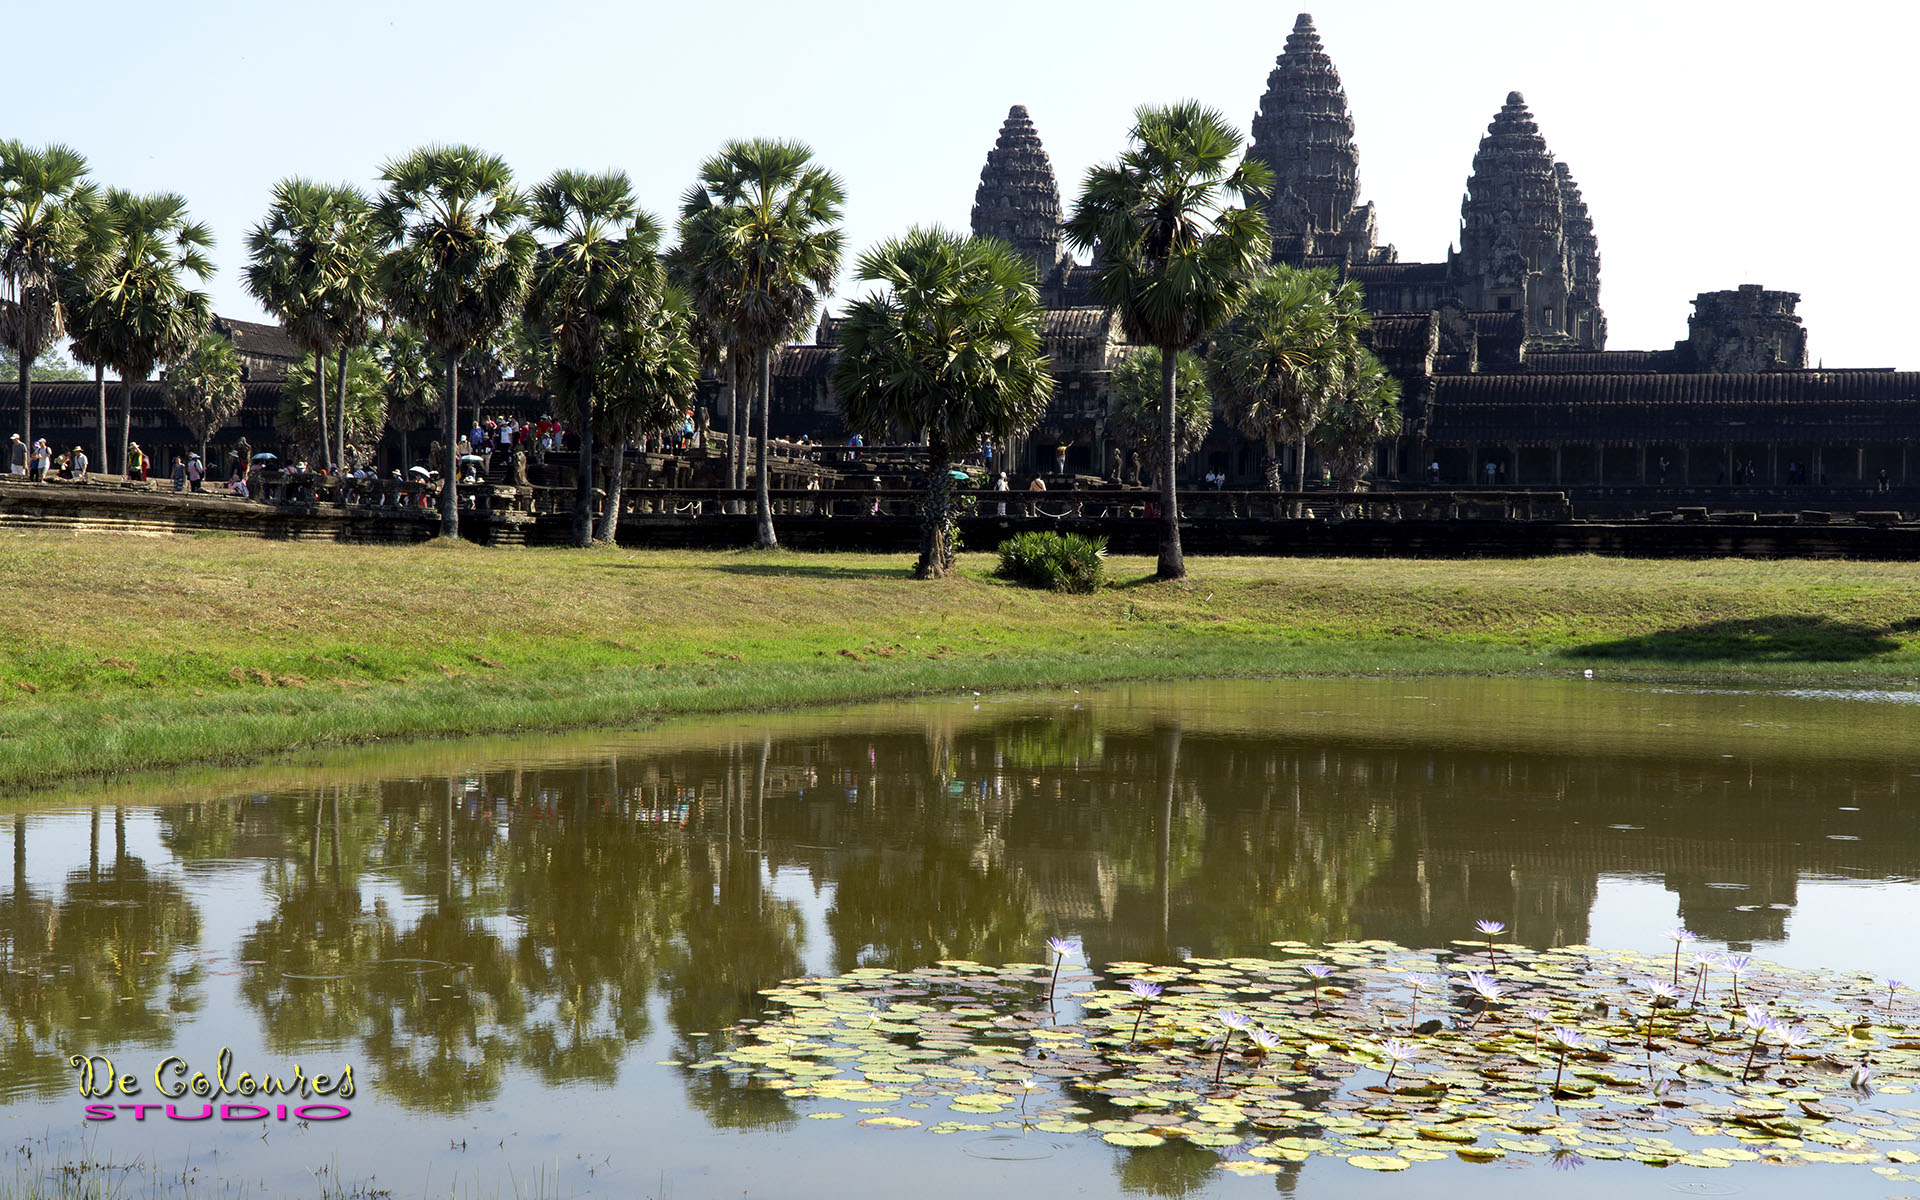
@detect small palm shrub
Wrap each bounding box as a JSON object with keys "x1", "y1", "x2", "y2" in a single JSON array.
[{"x1": 995, "y1": 531, "x2": 1107, "y2": 593}]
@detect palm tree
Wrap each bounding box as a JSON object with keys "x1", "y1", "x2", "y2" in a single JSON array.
[
  {"x1": 55, "y1": 196, "x2": 119, "y2": 471},
  {"x1": 674, "y1": 140, "x2": 844, "y2": 549},
  {"x1": 1064, "y1": 102, "x2": 1272, "y2": 580},
  {"x1": 245, "y1": 181, "x2": 380, "y2": 471},
  {"x1": 1207, "y1": 264, "x2": 1368, "y2": 499},
  {"x1": 163, "y1": 329, "x2": 245, "y2": 463},
  {"x1": 76, "y1": 190, "x2": 214, "y2": 475},
  {"x1": 375, "y1": 146, "x2": 534, "y2": 539},
  {"x1": 281, "y1": 347, "x2": 388, "y2": 465},
  {"x1": 1310, "y1": 352, "x2": 1402, "y2": 492},
  {"x1": 525, "y1": 169, "x2": 668, "y2": 548},
  {"x1": 0, "y1": 140, "x2": 98, "y2": 448},
  {"x1": 373, "y1": 321, "x2": 441, "y2": 464},
  {"x1": 594, "y1": 292, "x2": 700, "y2": 543},
  {"x1": 1109, "y1": 349, "x2": 1211, "y2": 491},
  {"x1": 832, "y1": 228, "x2": 1053, "y2": 578}
]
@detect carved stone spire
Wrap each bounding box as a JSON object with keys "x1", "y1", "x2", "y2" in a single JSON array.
[
  {"x1": 1453, "y1": 92, "x2": 1575, "y2": 344},
  {"x1": 1249, "y1": 13, "x2": 1383, "y2": 266},
  {"x1": 1555, "y1": 162, "x2": 1606, "y2": 349},
  {"x1": 970, "y1": 104, "x2": 1064, "y2": 284}
]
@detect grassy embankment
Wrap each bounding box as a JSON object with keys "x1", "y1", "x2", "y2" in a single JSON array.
[{"x1": 0, "y1": 531, "x2": 1915, "y2": 790}]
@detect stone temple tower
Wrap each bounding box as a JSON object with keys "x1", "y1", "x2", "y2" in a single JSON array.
[
  {"x1": 1248, "y1": 13, "x2": 1389, "y2": 267},
  {"x1": 1451, "y1": 92, "x2": 1601, "y2": 349},
  {"x1": 1556, "y1": 163, "x2": 1607, "y2": 349},
  {"x1": 971, "y1": 105, "x2": 1067, "y2": 285}
]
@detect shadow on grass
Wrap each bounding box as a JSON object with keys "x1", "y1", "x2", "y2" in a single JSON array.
[
  {"x1": 1569, "y1": 616, "x2": 1906, "y2": 664},
  {"x1": 707, "y1": 561, "x2": 916, "y2": 581}
]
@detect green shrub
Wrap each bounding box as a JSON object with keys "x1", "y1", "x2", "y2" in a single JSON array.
[{"x1": 995, "y1": 531, "x2": 1107, "y2": 593}]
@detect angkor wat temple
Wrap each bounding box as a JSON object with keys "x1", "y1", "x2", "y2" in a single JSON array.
[
  {"x1": 19, "y1": 12, "x2": 1917, "y2": 499},
  {"x1": 782, "y1": 13, "x2": 1920, "y2": 494}
]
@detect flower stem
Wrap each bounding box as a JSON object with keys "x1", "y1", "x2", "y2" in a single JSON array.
[
  {"x1": 1129, "y1": 1005, "x2": 1147, "y2": 1046},
  {"x1": 1742, "y1": 1029, "x2": 1764, "y2": 1082},
  {"x1": 1214, "y1": 1032, "x2": 1234, "y2": 1085}
]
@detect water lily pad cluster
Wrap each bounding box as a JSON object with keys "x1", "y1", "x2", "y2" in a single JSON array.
[{"x1": 691, "y1": 939, "x2": 1920, "y2": 1177}]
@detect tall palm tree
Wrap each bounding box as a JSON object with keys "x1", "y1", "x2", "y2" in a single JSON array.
[
  {"x1": 1207, "y1": 264, "x2": 1368, "y2": 499},
  {"x1": 1064, "y1": 102, "x2": 1271, "y2": 580},
  {"x1": 374, "y1": 146, "x2": 534, "y2": 539},
  {"x1": 0, "y1": 141, "x2": 99, "y2": 447},
  {"x1": 674, "y1": 140, "x2": 844, "y2": 549},
  {"x1": 56, "y1": 196, "x2": 119, "y2": 471},
  {"x1": 832, "y1": 228, "x2": 1053, "y2": 578},
  {"x1": 75, "y1": 190, "x2": 214, "y2": 475},
  {"x1": 525, "y1": 169, "x2": 667, "y2": 548},
  {"x1": 594, "y1": 292, "x2": 700, "y2": 544},
  {"x1": 245, "y1": 180, "x2": 380, "y2": 471}
]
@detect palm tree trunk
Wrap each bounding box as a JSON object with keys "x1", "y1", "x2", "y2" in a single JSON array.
[
  {"x1": 118, "y1": 374, "x2": 135, "y2": 476},
  {"x1": 441, "y1": 356, "x2": 459, "y2": 539},
  {"x1": 755, "y1": 345, "x2": 777, "y2": 549},
  {"x1": 1293, "y1": 437, "x2": 1309, "y2": 519},
  {"x1": 1156, "y1": 347, "x2": 1184, "y2": 580},
  {"x1": 730, "y1": 359, "x2": 746, "y2": 493},
  {"x1": 1264, "y1": 432, "x2": 1284, "y2": 519},
  {"x1": 917, "y1": 432, "x2": 953, "y2": 579},
  {"x1": 94, "y1": 364, "x2": 106, "y2": 472},
  {"x1": 596, "y1": 438, "x2": 625, "y2": 544},
  {"x1": 316, "y1": 351, "x2": 333, "y2": 471},
  {"x1": 595, "y1": 435, "x2": 625, "y2": 541},
  {"x1": 17, "y1": 354, "x2": 29, "y2": 448},
  {"x1": 572, "y1": 392, "x2": 594, "y2": 549},
  {"x1": 336, "y1": 346, "x2": 349, "y2": 471}
]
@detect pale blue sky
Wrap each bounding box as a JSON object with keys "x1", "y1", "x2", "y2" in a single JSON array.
[{"x1": 17, "y1": 0, "x2": 1917, "y2": 367}]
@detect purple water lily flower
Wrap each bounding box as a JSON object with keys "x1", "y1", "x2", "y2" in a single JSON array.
[
  {"x1": 1043, "y1": 937, "x2": 1076, "y2": 1005},
  {"x1": 1475, "y1": 919, "x2": 1506, "y2": 967},
  {"x1": 1126, "y1": 979, "x2": 1163, "y2": 1044}
]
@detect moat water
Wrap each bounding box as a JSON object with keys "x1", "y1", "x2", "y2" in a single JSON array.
[{"x1": 3, "y1": 678, "x2": 1917, "y2": 1198}]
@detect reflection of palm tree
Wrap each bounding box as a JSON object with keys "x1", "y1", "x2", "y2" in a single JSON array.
[{"x1": 2, "y1": 812, "x2": 204, "y2": 1100}]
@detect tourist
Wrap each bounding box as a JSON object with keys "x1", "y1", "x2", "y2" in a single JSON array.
[
  {"x1": 186, "y1": 453, "x2": 203, "y2": 492},
  {"x1": 28, "y1": 439, "x2": 48, "y2": 482},
  {"x1": 170, "y1": 457, "x2": 187, "y2": 492},
  {"x1": 1658, "y1": 456, "x2": 1670, "y2": 485},
  {"x1": 1429, "y1": 461, "x2": 1441, "y2": 485},
  {"x1": 1055, "y1": 443, "x2": 1068, "y2": 475},
  {"x1": 6, "y1": 434, "x2": 23, "y2": 476},
  {"x1": 126, "y1": 442, "x2": 148, "y2": 482},
  {"x1": 71, "y1": 447, "x2": 88, "y2": 481},
  {"x1": 1878, "y1": 469, "x2": 1892, "y2": 494},
  {"x1": 994, "y1": 470, "x2": 1009, "y2": 516},
  {"x1": 230, "y1": 470, "x2": 249, "y2": 499}
]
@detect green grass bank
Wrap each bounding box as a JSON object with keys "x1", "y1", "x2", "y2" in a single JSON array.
[{"x1": 1, "y1": 531, "x2": 1915, "y2": 791}]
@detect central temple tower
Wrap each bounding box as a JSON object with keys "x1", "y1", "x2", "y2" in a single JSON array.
[
  {"x1": 1449, "y1": 92, "x2": 1605, "y2": 348},
  {"x1": 1248, "y1": 13, "x2": 1392, "y2": 267}
]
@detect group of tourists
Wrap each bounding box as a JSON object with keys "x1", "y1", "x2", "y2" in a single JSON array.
[{"x1": 8, "y1": 434, "x2": 85, "y2": 482}]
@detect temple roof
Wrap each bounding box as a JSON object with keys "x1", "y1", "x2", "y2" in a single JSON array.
[
  {"x1": 1425, "y1": 371, "x2": 1920, "y2": 445},
  {"x1": 211, "y1": 316, "x2": 300, "y2": 367},
  {"x1": 1522, "y1": 350, "x2": 1678, "y2": 374}
]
